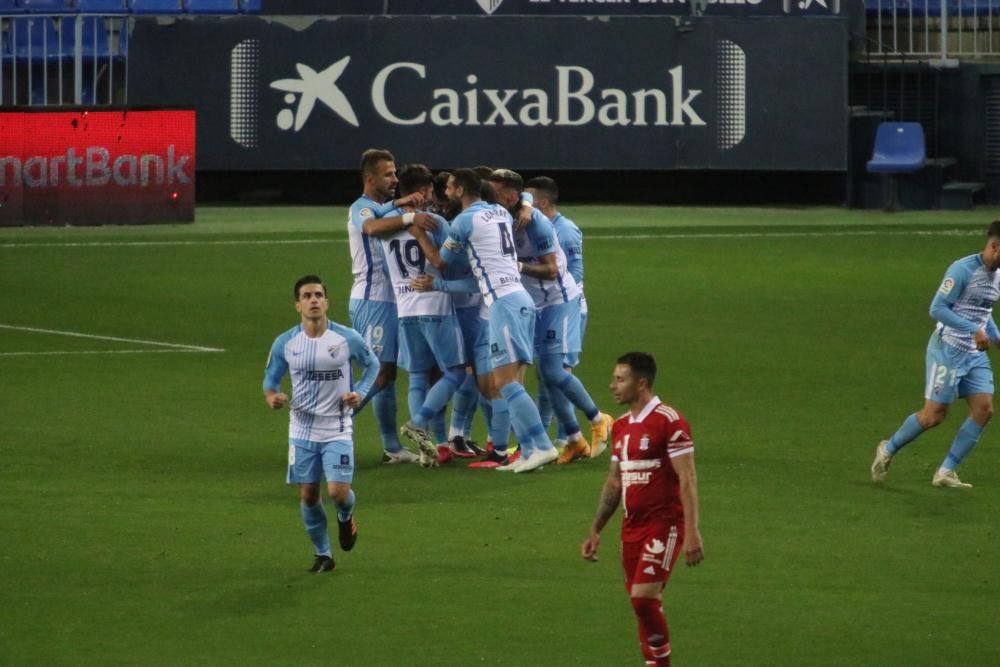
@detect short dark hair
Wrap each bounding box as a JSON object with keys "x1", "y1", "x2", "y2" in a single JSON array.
[
  {"x1": 617, "y1": 352, "x2": 657, "y2": 387},
  {"x1": 488, "y1": 168, "x2": 523, "y2": 192},
  {"x1": 525, "y1": 176, "x2": 559, "y2": 204},
  {"x1": 988, "y1": 220, "x2": 1000, "y2": 238},
  {"x1": 472, "y1": 166, "x2": 496, "y2": 202},
  {"x1": 450, "y1": 168, "x2": 481, "y2": 199},
  {"x1": 433, "y1": 171, "x2": 451, "y2": 198},
  {"x1": 360, "y1": 148, "x2": 394, "y2": 178},
  {"x1": 398, "y1": 163, "x2": 434, "y2": 196},
  {"x1": 294, "y1": 274, "x2": 326, "y2": 299}
]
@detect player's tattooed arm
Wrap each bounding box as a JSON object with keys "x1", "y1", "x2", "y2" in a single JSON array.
[{"x1": 581, "y1": 462, "x2": 621, "y2": 561}]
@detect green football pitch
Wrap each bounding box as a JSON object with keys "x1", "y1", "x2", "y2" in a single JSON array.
[{"x1": 2, "y1": 206, "x2": 1000, "y2": 666}]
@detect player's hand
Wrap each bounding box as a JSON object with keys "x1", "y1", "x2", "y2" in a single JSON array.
[
  {"x1": 413, "y1": 212, "x2": 438, "y2": 232},
  {"x1": 342, "y1": 392, "x2": 361, "y2": 409},
  {"x1": 581, "y1": 532, "x2": 601, "y2": 562},
  {"x1": 395, "y1": 192, "x2": 425, "y2": 209},
  {"x1": 515, "y1": 203, "x2": 533, "y2": 231},
  {"x1": 266, "y1": 392, "x2": 288, "y2": 410},
  {"x1": 411, "y1": 274, "x2": 435, "y2": 292},
  {"x1": 975, "y1": 329, "x2": 991, "y2": 351},
  {"x1": 683, "y1": 529, "x2": 704, "y2": 566}
]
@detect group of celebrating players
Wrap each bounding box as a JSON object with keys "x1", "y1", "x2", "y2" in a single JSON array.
[{"x1": 346, "y1": 149, "x2": 614, "y2": 473}]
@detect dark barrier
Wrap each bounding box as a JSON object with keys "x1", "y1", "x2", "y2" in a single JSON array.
[
  {"x1": 0, "y1": 109, "x2": 195, "y2": 226},
  {"x1": 127, "y1": 16, "x2": 847, "y2": 172},
  {"x1": 263, "y1": 0, "x2": 843, "y2": 16}
]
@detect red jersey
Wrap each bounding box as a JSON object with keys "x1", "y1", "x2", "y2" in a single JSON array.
[{"x1": 611, "y1": 396, "x2": 694, "y2": 543}]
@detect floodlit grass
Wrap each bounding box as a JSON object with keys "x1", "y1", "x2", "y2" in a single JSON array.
[{"x1": 2, "y1": 206, "x2": 999, "y2": 666}]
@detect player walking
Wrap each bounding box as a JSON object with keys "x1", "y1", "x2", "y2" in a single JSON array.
[{"x1": 581, "y1": 352, "x2": 704, "y2": 666}]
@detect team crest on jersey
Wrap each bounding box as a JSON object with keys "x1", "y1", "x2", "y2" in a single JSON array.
[
  {"x1": 359, "y1": 207, "x2": 373, "y2": 219},
  {"x1": 639, "y1": 435, "x2": 650, "y2": 451},
  {"x1": 327, "y1": 344, "x2": 342, "y2": 358},
  {"x1": 939, "y1": 277, "x2": 955, "y2": 295},
  {"x1": 644, "y1": 539, "x2": 666, "y2": 555}
]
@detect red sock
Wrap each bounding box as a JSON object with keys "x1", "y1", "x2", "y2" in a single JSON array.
[{"x1": 631, "y1": 597, "x2": 671, "y2": 666}]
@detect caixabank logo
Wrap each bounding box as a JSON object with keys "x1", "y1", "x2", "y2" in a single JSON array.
[{"x1": 227, "y1": 38, "x2": 746, "y2": 154}]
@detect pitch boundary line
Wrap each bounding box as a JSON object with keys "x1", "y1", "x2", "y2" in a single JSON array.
[
  {"x1": 0, "y1": 324, "x2": 225, "y2": 353},
  {"x1": 0, "y1": 228, "x2": 982, "y2": 248},
  {"x1": 0, "y1": 349, "x2": 222, "y2": 357}
]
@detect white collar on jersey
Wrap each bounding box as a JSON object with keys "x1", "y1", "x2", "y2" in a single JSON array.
[{"x1": 628, "y1": 396, "x2": 662, "y2": 424}]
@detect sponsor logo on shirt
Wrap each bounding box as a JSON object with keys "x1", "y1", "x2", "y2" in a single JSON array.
[
  {"x1": 643, "y1": 565, "x2": 657, "y2": 575},
  {"x1": 359, "y1": 207, "x2": 373, "y2": 219},
  {"x1": 305, "y1": 369, "x2": 345, "y2": 381},
  {"x1": 623, "y1": 471, "x2": 654, "y2": 486}
]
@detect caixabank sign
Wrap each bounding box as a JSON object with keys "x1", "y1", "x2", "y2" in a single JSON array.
[
  {"x1": 128, "y1": 16, "x2": 847, "y2": 171},
  {"x1": 0, "y1": 110, "x2": 195, "y2": 226}
]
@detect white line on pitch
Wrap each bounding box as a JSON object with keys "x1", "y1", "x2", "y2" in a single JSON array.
[
  {"x1": 0, "y1": 324, "x2": 225, "y2": 352},
  {"x1": 0, "y1": 349, "x2": 222, "y2": 357},
  {"x1": 0, "y1": 228, "x2": 983, "y2": 248}
]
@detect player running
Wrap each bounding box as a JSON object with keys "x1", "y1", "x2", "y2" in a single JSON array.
[{"x1": 263, "y1": 275, "x2": 380, "y2": 573}]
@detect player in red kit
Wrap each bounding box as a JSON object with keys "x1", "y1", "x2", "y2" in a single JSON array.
[{"x1": 581, "y1": 352, "x2": 704, "y2": 666}]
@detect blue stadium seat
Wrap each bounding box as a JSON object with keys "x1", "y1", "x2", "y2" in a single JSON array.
[
  {"x1": 0, "y1": 0, "x2": 26, "y2": 14},
  {"x1": 128, "y1": 0, "x2": 182, "y2": 13},
  {"x1": 238, "y1": 0, "x2": 259, "y2": 12},
  {"x1": 867, "y1": 122, "x2": 926, "y2": 174},
  {"x1": 20, "y1": 0, "x2": 74, "y2": 12},
  {"x1": 184, "y1": 0, "x2": 238, "y2": 12},
  {"x1": 10, "y1": 16, "x2": 63, "y2": 60},
  {"x1": 77, "y1": 0, "x2": 128, "y2": 11},
  {"x1": 59, "y1": 15, "x2": 112, "y2": 58}
]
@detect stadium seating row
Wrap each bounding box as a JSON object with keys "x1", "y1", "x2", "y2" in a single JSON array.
[
  {"x1": 0, "y1": 0, "x2": 259, "y2": 13},
  {"x1": 1, "y1": 16, "x2": 121, "y2": 58},
  {"x1": 865, "y1": 0, "x2": 1000, "y2": 16}
]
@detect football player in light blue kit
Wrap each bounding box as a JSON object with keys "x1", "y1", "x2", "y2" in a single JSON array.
[
  {"x1": 872, "y1": 222, "x2": 1000, "y2": 488},
  {"x1": 263, "y1": 275, "x2": 380, "y2": 572},
  {"x1": 414, "y1": 168, "x2": 558, "y2": 473},
  {"x1": 364, "y1": 164, "x2": 470, "y2": 467},
  {"x1": 525, "y1": 176, "x2": 590, "y2": 452},
  {"x1": 489, "y1": 169, "x2": 613, "y2": 466},
  {"x1": 347, "y1": 149, "x2": 436, "y2": 464}
]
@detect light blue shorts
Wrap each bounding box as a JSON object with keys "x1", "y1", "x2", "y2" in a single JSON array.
[
  {"x1": 455, "y1": 305, "x2": 484, "y2": 368},
  {"x1": 474, "y1": 315, "x2": 491, "y2": 376},
  {"x1": 287, "y1": 439, "x2": 354, "y2": 485},
  {"x1": 488, "y1": 291, "x2": 536, "y2": 368},
  {"x1": 397, "y1": 314, "x2": 466, "y2": 372},
  {"x1": 348, "y1": 299, "x2": 397, "y2": 363},
  {"x1": 535, "y1": 297, "x2": 583, "y2": 357},
  {"x1": 924, "y1": 333, "x2": 994, "y2": 404},
  {"x1": 566, "y1": 293, "x2": 588, "y2": 368}
]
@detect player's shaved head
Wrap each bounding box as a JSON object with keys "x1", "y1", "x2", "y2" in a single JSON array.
[
  {"x1": 617, "y1": 352, "x2": 657, "y2": 388},
  {"x1": 294, "y1": 274, "x2": 326, "y2": 299},
  {"x1": 360, "y1": 148, "x2": 395, "y2": 178}
]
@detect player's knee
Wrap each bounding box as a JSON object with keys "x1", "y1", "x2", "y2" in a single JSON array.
[
  {"x1": 328, "y1": 485, "x2": 351, "y2": 505},
  {"x1": 918, "y1": 407, "x2": 948, "y2": 428},
  {"x1": 974, "y1": 404, "x2": 994, "y2": 424},
  {"x1": 300, "y1": 486, "x2": 321, "y2": 507},
  {"x1": 378, "y1": 363, "x2": 397, "y2": 384}
]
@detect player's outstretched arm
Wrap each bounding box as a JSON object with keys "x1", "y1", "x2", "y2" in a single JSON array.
[
  {"x1": 672, "y1": 453, "x2": 704, "y2": 566},
  {"x1": 519, "y1": 253, "x2": 558, "y2": 281},
  {"x1": 582, "y1": 462, "x2": 622, "y2": 562}
]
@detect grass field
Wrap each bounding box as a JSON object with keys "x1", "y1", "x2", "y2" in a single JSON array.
[{"x1": 3, "y1": 205, "x2": 1000, "y2": 666}]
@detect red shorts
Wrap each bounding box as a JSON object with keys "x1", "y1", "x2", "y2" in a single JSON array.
[{"x1": 622, "y1": 524, "x2": 684, "y2": 590}]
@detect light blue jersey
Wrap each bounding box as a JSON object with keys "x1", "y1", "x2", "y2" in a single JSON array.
[
  {"x1": 441, "y1": 201, "x2": 523, "y2": 307},
  {"x1": 378, "y1": 209, "x2": 452, "y2": 317},
  {"x1": 930, "y1": 253, "x2": 1000, "y2": 353},
  {"x1": 552, "y1": 213, "x2": 584, "y2": 286},
  {"x1": 263, "y1": 321, "x2": 380, "y2": 442},
  {"x1": 347, "y1": 196, "x2": 396, "y2": 303},
  {"x1": 515, "y1": 209, "x2": 580, "y2": 309}
]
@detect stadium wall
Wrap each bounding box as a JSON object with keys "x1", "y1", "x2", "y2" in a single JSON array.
[{"x1": 124, "y1": 14, "x2": 850, "y2": 204}]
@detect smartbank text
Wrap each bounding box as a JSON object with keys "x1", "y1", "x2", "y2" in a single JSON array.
[{"x1": 0, "y1": 146, "x2": 192, "y2": 188}]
